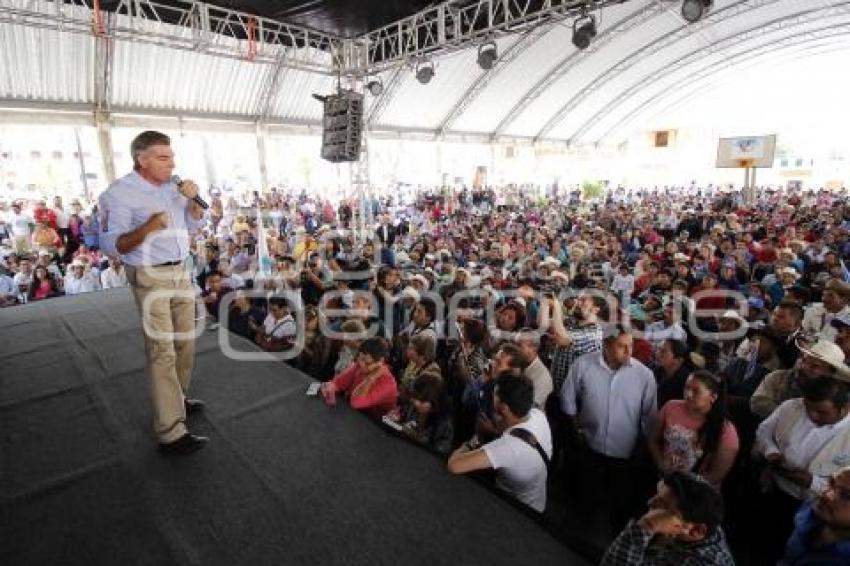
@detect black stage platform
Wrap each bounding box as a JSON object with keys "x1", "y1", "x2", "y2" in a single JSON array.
[{"x1": 0, "y1": 289, "x2": 590, "y2": 566}]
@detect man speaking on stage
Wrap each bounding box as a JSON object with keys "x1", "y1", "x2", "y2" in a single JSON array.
[{"x1": 99, "y1": 130, "x2": 209, "y2": 456}]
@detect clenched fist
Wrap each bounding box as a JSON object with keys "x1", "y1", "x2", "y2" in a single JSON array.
[{"x1": 145, "y1": 211, "x2": 169, "y2": 232}]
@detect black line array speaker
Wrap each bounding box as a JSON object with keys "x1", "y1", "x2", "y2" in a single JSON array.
[{"x1": 320, "y1": 90, "x2": 364, "y2": 163}]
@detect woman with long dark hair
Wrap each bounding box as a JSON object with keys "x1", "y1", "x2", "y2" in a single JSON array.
[
  {"x1": 649, "y1": 369, "x2": 740, "y2": 485},
  {"x1": 28, "y1": 265, "x2": 61, "y2": 301}
]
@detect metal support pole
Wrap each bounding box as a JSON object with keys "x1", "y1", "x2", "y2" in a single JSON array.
[
  {"x1": 94, "y1": 110, "x2": 116, "y2": 184},
  {"x1": 751, "y1": 167, "x2": 757, "y2": 200},
  {"x1": 344, "y1": 74, "x2": 371, "y2": 243},
  {"x1": 436, "y1": 141, "x2": 444, "y2": 186},
  {"x1": 200, "y1": 134, "x2": 218, "y2": 190},
  {"x1": 74, "y1": 128, "x2": 91, "y2": 202},
  {"x1": 256, "y1": 121, "x2": 270, "y2": 191},
  {"x1": 352, "y1": 123, "x2": 372, "y2": 242},
  {"x1": 742, "y1": 167, "x2": 757, "y2": 206}
]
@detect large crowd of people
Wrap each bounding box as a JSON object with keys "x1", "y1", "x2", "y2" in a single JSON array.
[{"x1": 3, "y1": 182, "x2": 850, "y2": 565}]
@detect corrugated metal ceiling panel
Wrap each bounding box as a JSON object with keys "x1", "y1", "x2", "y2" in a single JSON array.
[
  {"x1": 266, "y1": 67, "x2": 336, "y2": 123},
  {"x1": 111, "y1": 38, "x2": 272, "y2": 116},
  {"x1": 0, "y1": 21, "x2": 93, "y2": 103}
]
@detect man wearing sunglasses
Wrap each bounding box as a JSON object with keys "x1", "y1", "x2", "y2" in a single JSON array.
[{"x1": 782, "y1": 466, "x2": 850, "y2": 564}]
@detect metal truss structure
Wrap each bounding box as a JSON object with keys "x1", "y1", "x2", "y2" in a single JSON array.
[
  {"x1": 357, "y1": 0, "x2": 630, "y2": 74},
  {"x1": 3, "y1": 0, "x2": 848, "y2": 158},
  {"x1": 0, "y1": 0, "x2": 339, "y2": 74},
  {"x1": 0, "y1": 0, "x2": 634, "y2": 77}
]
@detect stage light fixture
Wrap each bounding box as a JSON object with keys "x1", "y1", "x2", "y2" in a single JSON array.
[
  {"x1": 366, "y1": 78, "x2": 384, "y2": 96},
  {"x1": 681, "y1": 0, "x2": 713, "y2": 23},
  {"x1": 415, "y1": 62, "x2": 435, "y2": 84},
  {"x1": 477, "y1": 42, "x2": 498, "y2": 70},
  {"x1": 572, "y1": 14, "x2": 597, "y2": 50}
]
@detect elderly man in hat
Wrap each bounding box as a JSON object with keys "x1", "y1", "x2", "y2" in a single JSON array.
[
  {"x1": 803, "y1": 278, "x2": 850, "y2": 343},
  {"x1": 64, "y1": 259, "x2": 100, "y2": 295},
  {"x1": 752, "y1": 335, "x2": 850, "y2": 421}
]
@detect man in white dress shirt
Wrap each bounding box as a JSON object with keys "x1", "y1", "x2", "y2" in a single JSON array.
[
  {"x1": 100, "y1": 256, "x2": 128, "y2": 289},
  {"x1": 99, "y1": 130, "x2": 208, "y2": 455},
  {"x1": 64, "y1": 260, "x2": 100, "y2": 295},
  {"x1": 754, "y1": 375, "x2": 850, "y2": 561}
]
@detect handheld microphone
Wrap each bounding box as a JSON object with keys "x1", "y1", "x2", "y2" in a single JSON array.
[{"x1": 171, "y1": 175, "x2": 209, "y2": 210}]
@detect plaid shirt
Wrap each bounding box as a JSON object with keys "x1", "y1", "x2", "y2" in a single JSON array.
[
  {"x1": 550, "y1": 322, "x2": 603, "y2": 392},
  {"x1": 601, "y1": 520, "x2": 735, "y2": 566}
]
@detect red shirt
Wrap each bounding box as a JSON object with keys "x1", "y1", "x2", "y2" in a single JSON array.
[
  {"x1": 33, "y1": 279, "x2": 52, "y2": 300},
  {"x1": 632, "y1": 338, "x2": 654, "y2": 367},
  {"x1": 332, "y1": 362, "x2": 398, "y2": 417},
  {"x1": 33, "y1": 206, "x2": 58, "y2": 230},
  {"x1": 634, "y1": 273, "x2": 654, "y2": 296}
]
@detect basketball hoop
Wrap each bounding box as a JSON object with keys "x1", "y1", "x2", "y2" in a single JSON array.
[{"x1": 737, "y1": 159, "x2": 754, "y2": 169}]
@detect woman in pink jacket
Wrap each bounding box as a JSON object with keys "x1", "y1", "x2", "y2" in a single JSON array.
[{"x1": 321, "y1": 338, "x2": 398, "y2": 418}]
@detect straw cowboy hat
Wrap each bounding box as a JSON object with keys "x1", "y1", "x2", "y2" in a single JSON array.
[
  {"x1": 796, "y1": 339, "x2": 850, "y2": 381},
  {"x1": 400, "y1": 286, "x2": 420, "y2": 302},
  {"x1": 777, "y1": 267, "x2": 800, "y2": 280},
  {"x1": 824, "y1": 278, "x2": 850, "y2": 299}
]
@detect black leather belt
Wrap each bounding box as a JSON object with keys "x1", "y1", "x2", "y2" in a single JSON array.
[{"x1": 153, "y1": 260, "x2": 183, "y2": 267}]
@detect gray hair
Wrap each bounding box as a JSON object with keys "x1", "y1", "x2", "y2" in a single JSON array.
[
  {"x1": 515, "y1": 328, "x2": 542, "y2": 349},
  {"x1": 130, "y1": 130, "x2": 171, "y2": 170}
]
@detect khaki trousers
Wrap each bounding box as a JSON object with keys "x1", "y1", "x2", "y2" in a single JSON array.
[
  {"x1": 13, "y1": 235, "x2": 31, "y2": 254},
  {"x1": 126, "y1": 263, "x2": 196, "y2": 443}
]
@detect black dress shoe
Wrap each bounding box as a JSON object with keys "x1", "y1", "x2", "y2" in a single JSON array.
[
  {"x1": 184, "y1": 398, "x2": 205, "y2": 415},
  {"x1": 158, "y1": 433, "x2": 209, "y2": 456}
]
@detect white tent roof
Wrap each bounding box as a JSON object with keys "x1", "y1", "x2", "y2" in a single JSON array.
[{"x1": 2, "y1": 0, "x2": 850, "y2": 144}]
